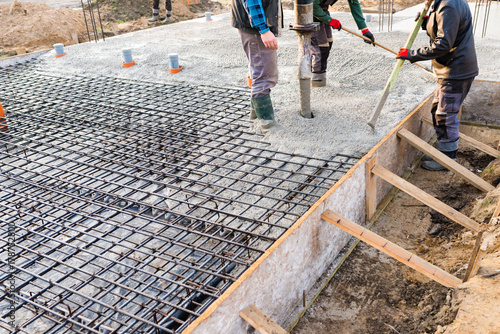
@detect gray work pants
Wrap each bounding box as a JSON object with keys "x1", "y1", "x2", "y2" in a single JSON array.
[
  {"x1": 238, "y1": 30, "x2": 278, "y2": 98},
  {"x1": 311, "y1": 19, "x2": 332, "y2": 73},
  {"x1": 431, "y1": 78, "x2": 475, "y2": 143}
]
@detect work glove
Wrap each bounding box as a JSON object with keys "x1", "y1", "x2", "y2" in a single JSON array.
[
  {"x1": 415, "y1": 11, "x2": 429, "y2": 30},
  {"x1": 329, "y1": 18, "x2": 342, "y2": 31},
  {"x1": 361, "y1": 28, "x2": 375, "y2": 46},
  {"x1": 396, "y1": 48, "x2": 411, "y2": 61}
]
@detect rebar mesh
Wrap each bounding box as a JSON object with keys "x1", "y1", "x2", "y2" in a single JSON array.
[{"x1": 0, "y1": 63, "x2": 359, "y2": 333}]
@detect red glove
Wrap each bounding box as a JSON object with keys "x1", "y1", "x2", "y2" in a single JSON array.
[
  {"x1": 329, "y1": 18, "x2": 342, "y2": 31},
  {"x1": 396, "y1": 48, "x2": 411, "y2": 60}
]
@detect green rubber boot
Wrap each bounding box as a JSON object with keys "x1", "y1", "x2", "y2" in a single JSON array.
[
  {"x1": 251, "y1": 95, "x2": 274, "y2": 120},
  {"x1": 250, "y1": 95, "x2": 279, "y2": 133}
]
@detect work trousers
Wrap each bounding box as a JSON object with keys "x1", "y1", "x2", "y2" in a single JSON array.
[
  {"x1": 311, "y1": 20, "x2": 333, "y2": 73},
  {"x1": 431, "y1": 77, "x2": 475, "y2": 143},
  {"x1": 153, "y1": 0, "x2": 172, "y2": 12},
  {"x1": 238, "y1": 30, "x2": 278, "y2": 98}
]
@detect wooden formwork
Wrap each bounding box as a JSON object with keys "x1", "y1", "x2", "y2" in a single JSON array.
[
  {"x1": 185, "y1": 97, "x2": 438, "y2": 333},
  {"x1": 187, "y1": 79, "x2": 499, "y2": 334}
]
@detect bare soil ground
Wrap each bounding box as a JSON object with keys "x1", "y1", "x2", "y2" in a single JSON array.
[
  {"x1": 293, "y1": 129, "x2": 500, "y2": 334},
  {"x1": 0, "y1": 0, "x2": 419, "y2": 57},
  {"x1": 0, "y1": 0, "x2": 221, "y2": 57}
]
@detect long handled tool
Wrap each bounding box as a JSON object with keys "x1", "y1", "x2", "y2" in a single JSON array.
[
  {"x1": 367, "y1": 0, "x2": 433, "y2": 129},
  {"x1": 341, "y1": 27, "x2": 433, "y2": 73}
]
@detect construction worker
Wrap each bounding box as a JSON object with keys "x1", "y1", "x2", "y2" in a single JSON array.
[
  {"x1": 311, "y1": 0, "x2": 375, "y2": 86},
  {"x1": 149, "y1": 0, "x2": 172, "y2": 23},
  {"x1": 397, "y1": 0, "x2": 478, "y2": 171},
  {"x1": 231, "y1": 0, "x2": 282, "y2": 132}
]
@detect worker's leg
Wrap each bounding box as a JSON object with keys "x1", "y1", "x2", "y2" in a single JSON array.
[
  {"x1": 311, "y1": 22, "x2": 329, "y2": 86},
  {"x1": 422, "y1": 78, "x2": 475, "y2": 170},
  {"x1": 149, "y1": 0, "x2": 160, "y2": 21},
  {"x1": 238, "y1": 30, "x2": 279, "y2": 131},
  {"x1": 162, "y1": 0, "x2": 172, "y2": 22}
]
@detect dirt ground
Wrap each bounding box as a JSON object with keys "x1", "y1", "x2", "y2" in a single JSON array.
[
  {"x1": 293, "y1": 129, "x2": 500, "y2": 334},
  {"x1": 0, "y1": 0, "x2": 421, "y2": 57},
  {"x1": 0, "y1": 0, "x2": 219, "y2": 56}
]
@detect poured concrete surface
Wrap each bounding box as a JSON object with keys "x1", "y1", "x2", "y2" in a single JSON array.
[{"x1": 33, "y1": 5, "x2": 500, "y2": 160}]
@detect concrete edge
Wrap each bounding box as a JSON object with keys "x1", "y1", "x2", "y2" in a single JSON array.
[{"x1": 0, "y1": 49, "x2": 51, "y2": 68}]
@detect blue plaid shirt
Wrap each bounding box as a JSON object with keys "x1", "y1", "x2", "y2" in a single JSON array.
[{"x1": 242, "y1": 0, "x2": 270, "y2": 34}]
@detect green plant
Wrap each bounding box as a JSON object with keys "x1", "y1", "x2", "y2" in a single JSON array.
[{"x1": 481, "y1": 198, "x2": 493, "y2": 207}]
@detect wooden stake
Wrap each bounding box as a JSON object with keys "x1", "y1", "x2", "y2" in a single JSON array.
[
  {"x1": 366, "y1": 156, "x2": 377, "y2": 221},
  {"x1": 321, "y1": 210, "x2": 462, "y2": 288},
  {"x1": 367, "y1": 0, "x2": 433, "y2": 128},
  {"x1": 240, "y1": 304, "x2": 288, "y2": 334},
  {"x1": 464, "y1": 199, "x2": 500, "y2": 281},
  {"x1": 463, "y1": 230, "x2": 484, "y2": 282},
  {"x1": 372, "y1": 163, "x2": 480, "y2": 232},
  {"x1": 397, "y1": 128, "x2": 495, "y2": 192}
]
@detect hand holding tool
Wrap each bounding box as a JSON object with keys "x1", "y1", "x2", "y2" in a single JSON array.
[
  {"x1": 361, "y1": 28, "x2": 375, "y2": 45},
  {"x1": 367, "y1": 0, "x2": 433, "y2": 129},
  {"x1": 329, "y1": 18, "x2": 342, "y2": 30},
  {"x1": 396, "y1": 48, "x2": 411, "y2": 60},
  {"x1": 340, "y1": 27, "x2": 433, "y2": 73}
]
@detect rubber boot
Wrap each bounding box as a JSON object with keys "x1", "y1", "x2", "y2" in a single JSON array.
[
  {"x1": 421, "y1": 140, "x2": 458, "y2": 171},
  {"x1": 249, "y1": 106, "x2": 257, "y2": 120},
  {"x1": 162, "y1": 10, "x2": 172, "y2": 23},
  {"x1": 311, "y1": 72, "x2": 326, "y2": 87},
  {"x1": 250, "y1": 95, "x2": 279, "y2": 132},
  {"x1": 148, "y1": 9, "x2": 160, "y2": 22}
]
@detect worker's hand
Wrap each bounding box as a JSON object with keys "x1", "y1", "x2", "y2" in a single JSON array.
[
  {"x1": 328, "y1": 18, "x2": 342, "y2": 31},
  {"x1": 361, "y1": 28, "x2": 375, "y2": 46},
  {"x1": 396, "y1": 48, "x2": 411, "y2": 60},
  {"x1": 415, "y1": 11, "x2": 429, "y2": 30},
  {"x1": 261, "y1": 30, "x2": 278, "y2": 50}
]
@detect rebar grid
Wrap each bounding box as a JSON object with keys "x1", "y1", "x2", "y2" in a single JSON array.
[{"x1": 0, "y1": 63, "x2": 359, "y2": 333}]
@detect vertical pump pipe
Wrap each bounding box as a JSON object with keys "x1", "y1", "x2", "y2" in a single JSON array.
[{"x1": 290, "y1": 0, "x2": 318, "y2": 118}]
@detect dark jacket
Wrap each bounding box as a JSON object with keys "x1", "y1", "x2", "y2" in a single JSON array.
[
  {"x1": 409, "y1": 0, "x2": 478, "y2": 80},
  {"x1": 231, "y1": 0, "x2": 281, "y2": 36}
]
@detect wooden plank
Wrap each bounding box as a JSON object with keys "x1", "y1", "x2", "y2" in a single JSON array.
[
  {"x1": 463, "y1": 230, "x2": 484, "y2": 282},
  {"x1": 422, "y1": 118, "x2": 500, "y2": 158},
  {"x1": 460, "y1": 132, "x2": 500, "y2": 158},
  {"x1": 398, "y1": 128, "x2": 494, "y2": 192},
  {"x1": 464, "y1": 199, "x2": 500, "y2": 281},
  {"x1": 366, "y1": 157, "x2": 377, "y2": 220},
  {"x1": 321, "y1": 210, "x2": 462, "y2": 288},
  {"x1": 239, "y1": 304, "x2": 288, "y2": 334},
  {"x1": 372, "y1": 164, "x2": 480, "y2": 232}
]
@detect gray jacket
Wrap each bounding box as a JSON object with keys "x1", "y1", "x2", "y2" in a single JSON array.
[{"x1": 408, "y1": 0, "x2": 478, "y2": 80}]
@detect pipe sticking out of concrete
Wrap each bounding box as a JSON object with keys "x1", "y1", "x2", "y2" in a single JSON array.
[
  {"x1": 291, "y1": 0, "x2": 318, "y2": 118},
  {"x1": 53, "y1": 43, "x2": 66, "y2": 58},
  {"x1": 122, "y1": 49, "x2": 136, "y2": 68},
  {"x1": 0, "y1": 103, "x2": 7, "y2": 132},
  {"x1": 205, "y1": 12, "x2": 213, "y2": 21},
  {"x1": 169, "y1": 53, "x2": 183, "y2": 74}
]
